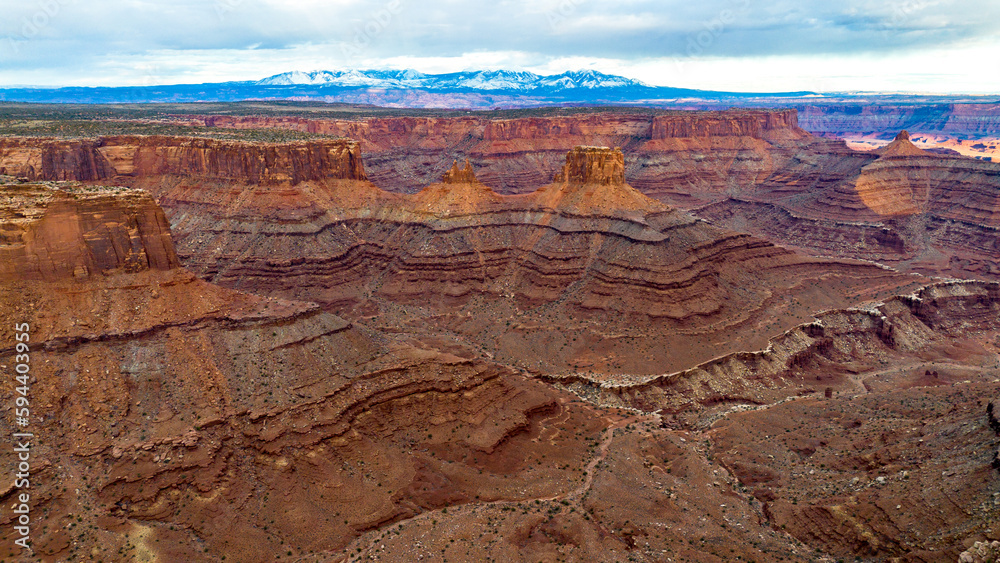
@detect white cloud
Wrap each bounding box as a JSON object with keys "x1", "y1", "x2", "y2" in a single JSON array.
[{"x1": 0, "y1": 0, "x2": 997, "y2": 93}]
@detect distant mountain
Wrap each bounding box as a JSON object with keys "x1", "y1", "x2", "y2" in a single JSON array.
[
  {"x1": 0, "y1": 69, "x2": 817, "y2": 108},
  {"x1": 256, "y1": 69, "x2": 650, "y2": 92}
]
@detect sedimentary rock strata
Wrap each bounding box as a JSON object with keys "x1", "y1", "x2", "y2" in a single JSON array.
[
  {"x1": 180, "y1": 109, "x2": 809, "y2": 200},
  {"x1": 2, "y1": 110, "x2": 1000, "y2": 561},
  {"x1": 30, "y1": 140, "x2": 917, "y2": 375},
  {"x1": 0, "y1": 136, "x2": 367, "y2": 184},
  {"x1": 0, "y1": 183, "x2": 179, "y2": 280},
  {"x1": 698, "y1": 130, "x2": 1000, "y2": 280},
  {"x1": 0, "y1": 183, "x2": 607, "y2": 561}
]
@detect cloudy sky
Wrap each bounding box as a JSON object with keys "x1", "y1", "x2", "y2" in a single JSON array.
[{"x1": 1, "y1": 0, "x2": 998, "y2": 93}]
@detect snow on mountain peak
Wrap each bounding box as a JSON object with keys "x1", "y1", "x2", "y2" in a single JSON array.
[{"x1": 256, "y1": 69, "x2": 649, "y2": 91}]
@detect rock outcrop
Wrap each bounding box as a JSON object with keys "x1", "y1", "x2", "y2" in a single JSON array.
[
  {"x1": 536, "y1": 279, "x2": 1000, "y2": 560},
  {"x1": 0, "y1": 179, "x2": 617, "y2": 562},
  {"x1": 158, "y1": 111, "x2": 1000, "y2": 281},
  {"x1": 960, "y1": 541, "x2": 1000, "y2": 563},
  {"x1": 183, "y1": 109, "x2": 811, "y2": 199},
  {"x1": 441, "y1": 158, "x2": 480, "y2": 184},
  {"x1": 0, "y1": 136, "x2": 367, "y2": 184},
  {"x1": 651, "y1": 109, "x2": 802, "y2": 140},
  {"x1": 696, "y1": 129, "x2": 1000, "y2": 280},
  {"x1": 2, "y1": 122, "x2": 999, "y2": 562},
  {"x1": 798, "y1": 103, "x2": 1000, "y2": 137},
  {"x1": 552, "y1": 145, "x2": 625, "y2": 185},
  {"x1": 55, "y1": 139, "x2": 917, "y2": 376},
  {"x1": 556, "y1": 280, "x2": 1000, "y2": 417},
  {"x1": 0, "y1": 183, "x2": 179, "y2": 280}
]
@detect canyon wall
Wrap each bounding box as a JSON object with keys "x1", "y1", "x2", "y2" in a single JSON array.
[
  {"x1": 108, "y1": 143, "x2": 919, "y2": 376},
  {"x1": 189, "y1": 109, "x2": 810, "y2": 198},
  {"x1": 699, "y1": 130, "x2": 1000, "y2": 280},
  {"x1": 0, "y1": 136, "x2": 367, "y2": 184},
  {"x1": 0, "y1": 184, "x2": 179, "y2": 280},
  {"x1": 7, "y1": 113, "x2": 1000, "y2": 284},
  {"x1": 798, "y1": 103, "x2": 1000, "y2": 137},
  {"x1": 0, "y1": 178, "x2": 838, "y2": 563},
  {"x1": 2, "y1": 130, "x2": 998, "y2": 561}
]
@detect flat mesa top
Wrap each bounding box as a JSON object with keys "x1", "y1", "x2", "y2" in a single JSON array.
[{"x1": 0, "y1": 182, "x2": 144, "y2": 215}]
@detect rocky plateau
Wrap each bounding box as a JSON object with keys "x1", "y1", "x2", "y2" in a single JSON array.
[{"x1": 1, "y1": 107, "x2": 999, "y2": 563}]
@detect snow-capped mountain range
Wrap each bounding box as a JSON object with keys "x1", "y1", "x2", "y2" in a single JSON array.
[
  {"x1": 0, "y1": 68, "x2": 816, "y2": 106},
  {"x1": 257, "y1": 69, "x2": 650, "y2": 92}
]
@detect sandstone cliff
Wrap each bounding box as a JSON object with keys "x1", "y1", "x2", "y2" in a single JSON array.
[
  {"x1": 184, "y1": 110, "x2": 810, "y2": 200},
  {"x1": 0, "y1": 183, "x2": 179, "y2": 280},
  {"x1": 651, "y1": 109, "x2": 802, "y2": 141},
  {"x1": 0, "y1": 136, "x2": 367, "y2": 184},
  {"x1": 798, "y1": 103, "x2": 1000, "y2": 137},
  {"x1": 98, "y1": 141, "x2": 919, "y2": 376},
  {"x1": 0, "y1": 178, "x2": 621, "y2": 562},
  {"x1": 694, "y1": 127, "x2": 1000, "y2": 280},
  {"x1": 1, "y1": 130, "x2": 997, "y2": 562}
]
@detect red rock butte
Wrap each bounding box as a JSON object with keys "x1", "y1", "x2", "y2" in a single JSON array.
[{"x1": 553, "y1": 146, "x2": 626, "y2": 185}]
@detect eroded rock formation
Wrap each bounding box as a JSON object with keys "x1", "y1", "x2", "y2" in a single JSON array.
[
  {"x1": 155, "y1": 111, "x2": 1000, "y2": 281},
  {"x1": 0, "y1": 136, "x2": 367, "y2": 184},
  {"x1": 180, "y1": 109, "x2": 810, "y2": 201},
  {"x1": 552, "y1": 145, "x2": 625, "y2": 185},
  {"x1": 0, "y1": 181, "x2": 616, "y2": 562},
  {"x1": 2, "y1": 123, "x2": 999, "y2": 562},
  {"x1": 66, "y1": 141, "x2": 917, "y2": 375},
  {"x1": 696, "y1": 130, "x2": 1000, "y2": 280},
  {"x1": 0, "y1": 184, "x2": 179, "y2": 280}
]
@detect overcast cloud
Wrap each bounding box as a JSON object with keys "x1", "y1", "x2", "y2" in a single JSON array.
[{"x1": 0, "y1": 0, "x2": 998, "y2": 92}]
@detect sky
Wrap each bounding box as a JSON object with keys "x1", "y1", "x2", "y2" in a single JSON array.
[{"x1": 0, "y1": 0, "x2": 998, "y2": 93}]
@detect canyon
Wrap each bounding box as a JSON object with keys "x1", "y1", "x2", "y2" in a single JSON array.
[
  {"x1": 166, "y1": 109, "x2": 1000, "y2": 282},
  {"x1": 1, "y1": 106, "x2": 999, "y2": 562}
]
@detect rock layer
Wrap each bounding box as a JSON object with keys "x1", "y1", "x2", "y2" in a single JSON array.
[
  {"x1": 0, "y1": 136, "x2": 367, "y2": 184},
  {"x1": 93, "y1": 141, "x2": 922, "y2": 375},
  {"x1": 183, "y1": 109, "x2": 809, "y2": 199},
  {"x1": 1, "y1": 121, "x2": 999, "y2": 562},
  {"x1": 162, "y1": 111, "x2": 1000, "y2": 281},
  {"x1": 0, "y1": 177, "x2": 854, "y2": 563},
  {"x1": 697, "y1": 131, "x2": 1000, "y2": 280},
  {"x1": 0, "y1": 183, "x2": 179, "y2": 280}
]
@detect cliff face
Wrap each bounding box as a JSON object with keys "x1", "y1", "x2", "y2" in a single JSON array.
[
  {"x1": 0, "y1": 183, "x2": 180, "y2": 280},
  {"x1": 553, "y1": 145, "x2": 626, "y2": 185},
  {"x1": 1, "y1": 180, "x2": 622, "y2": 563},
  {"x1": 798, "y1": 103, "x2": 1000, "y2": 137},
  {"x1": 852, "y1": 132, "x2": 1000, "y2": 226},
  {"x1": 651, "y1": 109, "x2": 801, "y2": 140},
  {"x1": 187, "y1": 110, "x2": 810, "y2": 198},
  {"x1": 0, "y1": 137, "x2": 367, "y2": 184},
  {"x1": 695, "y1": 129, "x2": 1000, "y2": 280},
  {"x1": 105, "y1": 141, "x2": 919, "y2": 376},
  {"x1": 0, "y1": 177, "x2": 834, "y2": 563},
  {"x1": 3, "y1": 130, "x2": 999, "y2": 562}
]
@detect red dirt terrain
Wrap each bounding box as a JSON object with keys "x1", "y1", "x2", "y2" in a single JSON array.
[{"x1": 1, "y1": 109, "x2": 999, "y2": 563}]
